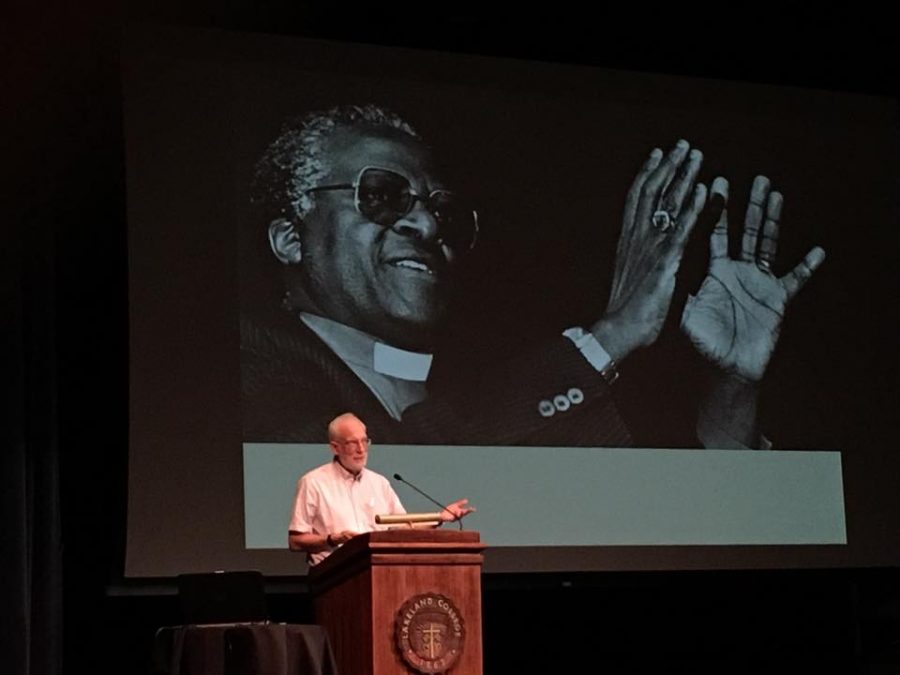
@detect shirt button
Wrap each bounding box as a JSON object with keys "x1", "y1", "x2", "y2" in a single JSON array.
[
  {"x1": 567, "y1": 388, "x2": 584, "y2": 405},
  {"x1": 538, "y1": 399, "x2": 555, "y2": 417},
  {"x1": 553, "y1": 394, "x2": 571, "y2": 412}
]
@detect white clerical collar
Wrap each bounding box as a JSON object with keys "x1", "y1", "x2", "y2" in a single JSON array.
[
  {"x1": 299, "y1": 312, "x2": 433, "y2": 382},
  {"x1": 373, "y1": 342, "x2": 432, "y2": 381}
]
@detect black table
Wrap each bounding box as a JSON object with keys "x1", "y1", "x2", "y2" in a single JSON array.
[{"x1": 152, "y1": 623, "x2": 339, "y2": 675}]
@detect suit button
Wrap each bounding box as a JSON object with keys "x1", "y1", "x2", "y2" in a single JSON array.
[
  {"x1": 567, "y1": 388, "x2": 584, "y2": 405},
  {"x1": 553, "y1": 394, "x2": 571, "y2": 412},
  {"x1": 538, "y1": 399, "x2": 555, "y2": 417}
]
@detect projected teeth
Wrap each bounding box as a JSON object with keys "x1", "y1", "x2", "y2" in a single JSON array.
[{"x1": 393, "y1": 260, "x2": 432, "y2": 274}]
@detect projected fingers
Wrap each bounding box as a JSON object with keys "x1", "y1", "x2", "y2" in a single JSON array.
[
  {"x1": 741, "y1": 175, "x2": 770, "y2": 262},
  {"x1": 635, "y1": 139, "x2": 691, "y2": 231},
  {"x1": 782, "y1": 246, "x2": 826, "y2": 301},
  {"x1": 614, "y1": 148, "x2": 666, "y2": 300},
  {"x1": 622, "y1": 148, "x2": 664, "y2": 242},
  {"x1": 603, "y1": 140, "x2": 708, "y2": 360},
  {"x1": 757, "y1": 190, "x2": 782, "y2": 272},
  {"x1": 708, "y1": 177, "x2": 730, "y2": 260},
  {"x1": 684, "y1": 173, "x2": 826, "y2": 382},
  {"x1": 664, "y1": 147, "x2": 704, "y2": 223}
]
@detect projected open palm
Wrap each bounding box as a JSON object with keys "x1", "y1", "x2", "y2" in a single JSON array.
[{"x1": 681, "y1": 176, "x2": 826, "y2": 382}]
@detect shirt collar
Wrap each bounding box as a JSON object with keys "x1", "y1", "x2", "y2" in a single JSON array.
[
  {"x1": 331, "y1": 457, "x2": 363, "y2": 482},
  {"x1": 300, "y1": 312, "x2": 433, "y2": 382}
]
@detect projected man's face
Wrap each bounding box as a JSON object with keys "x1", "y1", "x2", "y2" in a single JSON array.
[{"x1": 300, "y1": 129, "x2": 456, "y2": 351}]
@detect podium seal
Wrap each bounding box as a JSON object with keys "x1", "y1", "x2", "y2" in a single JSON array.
[{"x1": 395, "y1": 592, "x2": 465, "y2": 674}]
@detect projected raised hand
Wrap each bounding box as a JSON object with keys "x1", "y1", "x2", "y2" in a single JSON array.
[
  {"x1": 592, "y1": 140, "x2": 707, "y2": 360},
  {"x1": 681, "y1": 176, "x2": 826, "y2": 381}
]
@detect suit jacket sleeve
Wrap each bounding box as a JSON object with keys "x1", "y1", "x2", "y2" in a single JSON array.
[{"x1": 401, "y1": 337, "x2": 632, "y2": 447}]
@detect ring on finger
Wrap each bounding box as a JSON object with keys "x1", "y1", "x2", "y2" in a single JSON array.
[{"x1": 652, "y1": 210, "x2": 676, "y2": 233}]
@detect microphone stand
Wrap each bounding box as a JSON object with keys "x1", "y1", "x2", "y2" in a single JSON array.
[{"x1": 393, "y1": 473, "x2": 463, "y2": 530}]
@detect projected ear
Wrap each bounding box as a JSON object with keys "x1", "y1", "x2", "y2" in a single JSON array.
[{"x1": 268, "y1": 218, "x2": 303, "y2": 265}]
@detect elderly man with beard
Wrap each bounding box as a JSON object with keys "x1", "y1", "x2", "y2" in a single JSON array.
[{"x1": 288, "y1": 413, "x2": 474, "y2": 565}]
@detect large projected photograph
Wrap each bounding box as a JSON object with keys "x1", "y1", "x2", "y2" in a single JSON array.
[
  {"x1": 239, "y1": 103, "x2": 821, "y2": 450},
  {"x1": 124, "y1": 25, "x2": 897, "y2": 576}
]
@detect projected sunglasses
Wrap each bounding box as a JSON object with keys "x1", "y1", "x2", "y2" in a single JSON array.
[{"x1": 306, "y1": 166, "x2": 479, "y2": 251}]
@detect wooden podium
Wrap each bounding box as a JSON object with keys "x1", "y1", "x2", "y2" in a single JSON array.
[{"x1": 309, "y1": 530, "x2": 486, "y2": 675}]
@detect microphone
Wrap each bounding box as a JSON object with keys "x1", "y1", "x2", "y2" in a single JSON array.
[{"x1": 393, "y1": 473, "x2": 464, "y2": 530}]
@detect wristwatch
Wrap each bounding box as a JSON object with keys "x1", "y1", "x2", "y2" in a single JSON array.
[{"x1": 563, "y1": 327, "x2": 620, "y2": 385}]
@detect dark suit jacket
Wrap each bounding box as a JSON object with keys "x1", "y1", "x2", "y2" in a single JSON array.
[{"x1": 240, "y1": 310, "x2": 632, "y2": 447}]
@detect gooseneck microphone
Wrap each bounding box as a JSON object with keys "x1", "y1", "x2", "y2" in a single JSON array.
[{"x1": 393, "y1": 473, "x2": 463, "y2": 530}]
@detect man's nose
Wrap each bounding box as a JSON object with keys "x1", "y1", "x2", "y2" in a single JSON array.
[{"x1": 392, "y1": 200, "x2": 440, "y2": 243}]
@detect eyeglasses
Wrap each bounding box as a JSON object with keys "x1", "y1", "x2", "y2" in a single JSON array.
[
  {"x1": 335, "y1": 437, "x2": 371, "y2": 449},
  {"x1": 306, "y1": 166, "x2": 479, "y2": 252}
]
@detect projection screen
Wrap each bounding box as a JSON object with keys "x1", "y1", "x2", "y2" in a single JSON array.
[{"x1": 124, "y1": 24, "x2": 900, "y2": 577}]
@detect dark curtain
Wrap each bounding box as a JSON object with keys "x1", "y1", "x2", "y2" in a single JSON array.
[
  {"x1": 1, "y1": 7, "x2": 95, "y2": 674},
  {"x1": 1, "y1": 202, "x2": 64, "y2": 675}
]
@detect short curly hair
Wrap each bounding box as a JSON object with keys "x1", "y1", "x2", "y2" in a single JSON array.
[{"x1": 251, "y1": 104, "x2": 421, "y2": 223}]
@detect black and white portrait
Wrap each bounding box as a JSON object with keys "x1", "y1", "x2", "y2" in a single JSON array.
[{"x1": 237, "y1": 87, "x2": 832, "y2": 451}]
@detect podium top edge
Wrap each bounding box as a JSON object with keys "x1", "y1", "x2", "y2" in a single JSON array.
[{"x1": 309, "y1": 530, "x2": 485, "y2": 579}]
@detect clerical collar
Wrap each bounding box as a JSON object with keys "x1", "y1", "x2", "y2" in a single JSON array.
[{"x1": 299, "y1": 312, "x2": 433, "y2": 382}]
